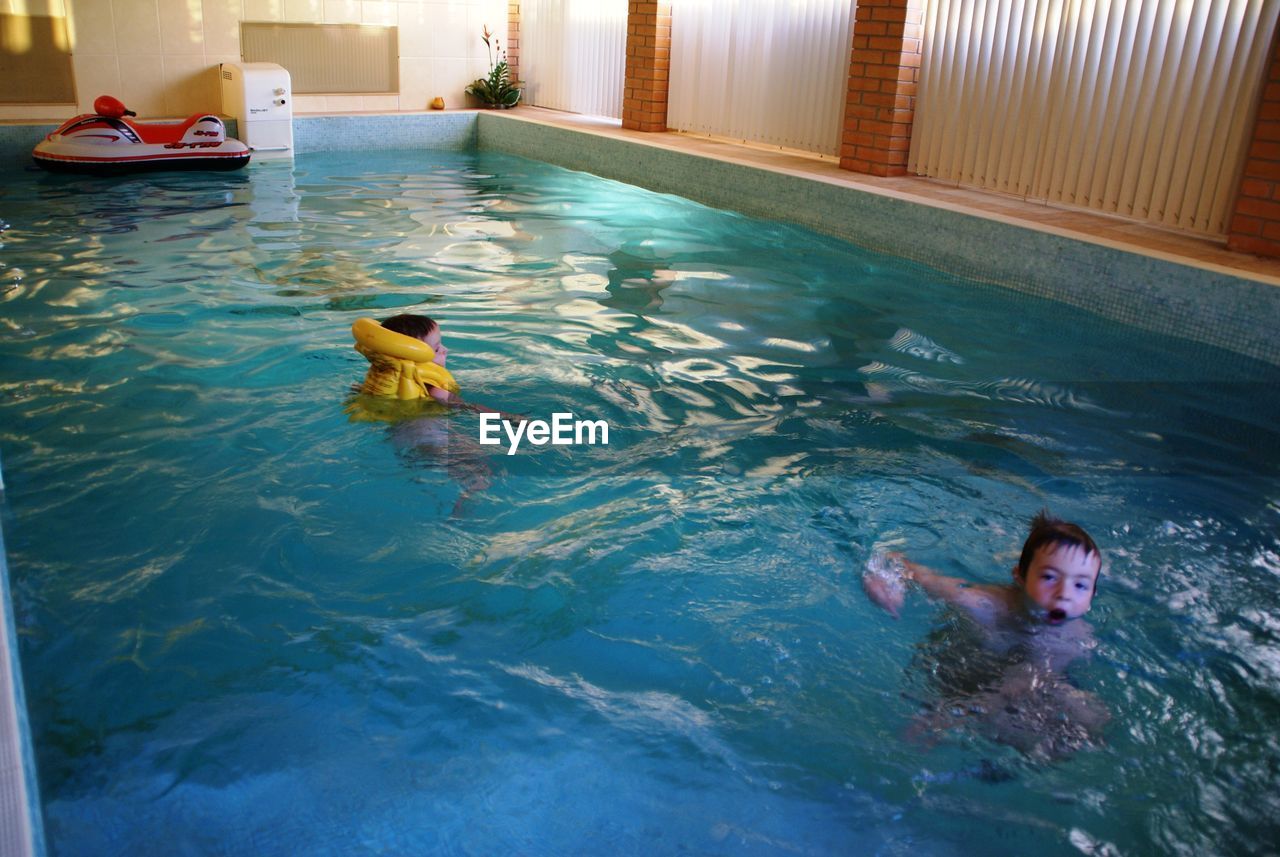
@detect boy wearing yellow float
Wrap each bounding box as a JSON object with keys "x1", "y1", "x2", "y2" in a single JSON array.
[
  {"x1": 351, "y1": 313, "x2": 522, "y2": 426},
  {"x1": 352, "y1": 314, "x2": 460, "y2": 405},
  {"x1": 349, "y1": 313, "x2": 510, "y2": 515}
]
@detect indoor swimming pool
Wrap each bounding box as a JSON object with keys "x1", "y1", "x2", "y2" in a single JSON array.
[{"x1": 2, "y1": 148, "x2": 1279, "y2": 855}]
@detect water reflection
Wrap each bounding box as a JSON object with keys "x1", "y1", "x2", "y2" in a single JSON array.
[{"x1": 2, "y1": 149, "x2": 1280, "y2": 856}]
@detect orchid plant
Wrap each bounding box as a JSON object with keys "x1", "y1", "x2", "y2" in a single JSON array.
[{"x1": 466, "y1": 25, "x2": 521, "y2": 108}]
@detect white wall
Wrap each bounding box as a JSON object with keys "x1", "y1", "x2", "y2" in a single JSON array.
[{"x1": 0, "y1": 0, "x2": 507, "y2": 119}]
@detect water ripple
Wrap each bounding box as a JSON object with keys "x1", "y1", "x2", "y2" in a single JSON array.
[{"x1": 3, "y1": 149, "x2": 1279, "y2": 857}]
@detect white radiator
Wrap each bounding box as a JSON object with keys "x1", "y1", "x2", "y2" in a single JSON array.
[{"x1": 909, "y1": 0, "x2": 1280, "y2": 236}]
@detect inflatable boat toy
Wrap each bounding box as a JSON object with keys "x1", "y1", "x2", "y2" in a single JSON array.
[
  {"x1": 351, "y1": 317, "x2": 460, "y2": 401},
  {"x1": 32, "y1": 95, "x2": 250, "y2": 174}
]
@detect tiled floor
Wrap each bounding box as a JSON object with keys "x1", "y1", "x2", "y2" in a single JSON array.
[{"x1": 500, "y1": 106, "x2": 1280, "y2": 288}]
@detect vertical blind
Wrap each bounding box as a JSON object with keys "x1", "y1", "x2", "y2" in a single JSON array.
[
  {"x1": 910, "y1": 0, "x2": 1280, "y2": 236},
  {"x1": 521, "y1": 0, "x2": 628, "y2": 119},
  {"x1": 669, "y1": 0, "x2": 856, "y2": 156}
]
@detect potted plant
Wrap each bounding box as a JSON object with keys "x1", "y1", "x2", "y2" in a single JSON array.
[{"x1": 466, "y1": 25, "x2": 521, "y2": 109}]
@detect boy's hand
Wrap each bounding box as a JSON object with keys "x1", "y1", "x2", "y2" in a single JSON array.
[
  {"x1": 862, "y1": 551, "x2": 908, "y2": 618},
  {"x1": 863, "y1": 573, "x2": 905, "y2": 618}
]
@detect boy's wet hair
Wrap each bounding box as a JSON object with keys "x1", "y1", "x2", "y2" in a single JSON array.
[
  {"x1": 1016, "y1": 510, "x2": 1101, "y2": 579},
  {"x1": 381, "y1": 314, "x2": 438, "y2": 340}
]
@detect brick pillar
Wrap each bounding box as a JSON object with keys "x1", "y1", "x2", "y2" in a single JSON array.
[
  {"x1": 507, "y1": 2, "x2": 521, "y2": 85},
  {"x1": 1227, "y1": 26, "x2": 1280, "y2": 257},
  {"x1": 839, "y1": 0, "x2": 926, "y2": 176},
  {"x1": 623, "y1": 1, "x2": 671, "y2": 132}
]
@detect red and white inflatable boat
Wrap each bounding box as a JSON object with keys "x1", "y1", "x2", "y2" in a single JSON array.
[{"x1": 33, "y1": 95, "x2": 251, "y2": 174}]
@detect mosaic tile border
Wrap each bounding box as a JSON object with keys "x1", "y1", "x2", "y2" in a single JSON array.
[
  {"x1": 476, "y1": 113, "x2": 1280, "y2": 369},
  {"x1": 0, "y1": 125, "x2": 54, "y2": 169},
  {"x1": 293, "y1": 113, "x2": 475, "y2": 153}
]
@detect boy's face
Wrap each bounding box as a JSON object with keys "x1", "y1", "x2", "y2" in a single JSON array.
[
  {"x1": 1017, "y1": 543, "x2": 1100, "y2": 624},
  {"x1": 423, "y1": 327, "x2": 447, "y2": 366}
]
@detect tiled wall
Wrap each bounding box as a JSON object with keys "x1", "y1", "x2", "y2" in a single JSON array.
[
  {"x1": 0, "y1": 0, "x2": 508, "y2": 121},
  {"x1": 292, "y1": 111, "x2": 475, "y2": 152},
  {"x1": 0, "y1": 125, "x2": 58, "y2": 166}
]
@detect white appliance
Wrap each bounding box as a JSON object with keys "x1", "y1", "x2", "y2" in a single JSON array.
[{"x1": 220, "y1": 62, "x2": 294, "y2": 159}]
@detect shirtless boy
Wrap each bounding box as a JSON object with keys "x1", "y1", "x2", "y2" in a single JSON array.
[{"x1": 864, "y1": 511, "x2": 1109, "y2": 758}]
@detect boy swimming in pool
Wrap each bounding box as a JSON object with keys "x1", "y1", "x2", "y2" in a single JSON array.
[
  {"x1": 350, "y1": 313, "x2": 521, "y2": 514},
  {"x1": 358, "y1": 313, "x2": 456, "y2": 405},
  {"x1": 863, "y1": 511, "x2": 1109, "y2": 758},
  {"x1": 353, "y1": 313, "x2": 520, "y2": 420}
]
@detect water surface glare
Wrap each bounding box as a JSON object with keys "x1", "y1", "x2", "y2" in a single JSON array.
[{"x1": 3, "y1": 150, "x2": 1280, "y2": 855}]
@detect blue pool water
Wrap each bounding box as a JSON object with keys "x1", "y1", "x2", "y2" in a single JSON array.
[{"x1": 2, "y1": 149, "x2": 1280, "y2": 855}]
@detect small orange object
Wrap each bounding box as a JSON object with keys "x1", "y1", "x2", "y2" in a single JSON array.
[{"x1": 429, "y1": 97, "x2": 445, "y2": 110}]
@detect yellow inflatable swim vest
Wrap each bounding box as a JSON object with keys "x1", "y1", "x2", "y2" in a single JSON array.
[{"x1": 351, "y1": 316, "x2": 460, "y2": 400}]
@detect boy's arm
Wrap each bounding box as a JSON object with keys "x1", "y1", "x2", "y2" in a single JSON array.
[{"x1": 890, "y1": 553, "x2": 1009, "y2": 625}]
